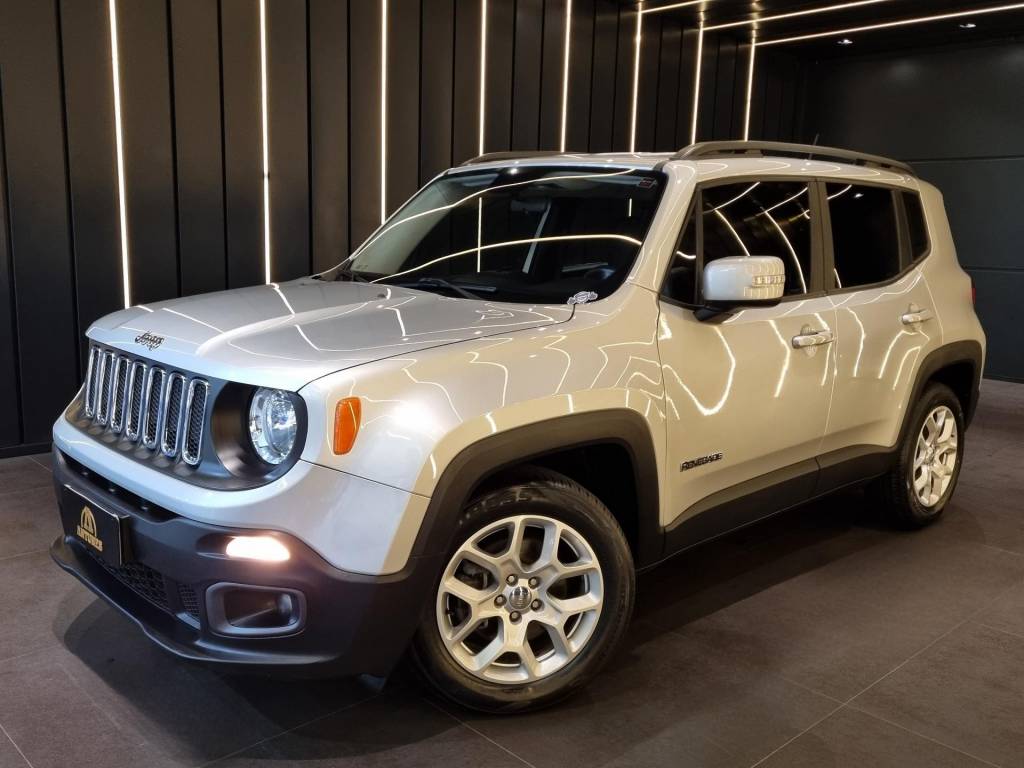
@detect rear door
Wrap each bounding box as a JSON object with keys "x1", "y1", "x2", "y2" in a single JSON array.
[
  {"x1": 819, "y1": 184, "x2": 940, "y2": 463},
  {"x1": 657, "y1": 179, "x2": 837, "y2": 545}
]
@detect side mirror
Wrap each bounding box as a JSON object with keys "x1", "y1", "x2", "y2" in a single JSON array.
[{"x1": 696, "y1": 256, "x2": 786, "y2": 320}]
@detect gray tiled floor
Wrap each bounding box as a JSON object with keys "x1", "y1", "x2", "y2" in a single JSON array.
[{"x1": 1, "y1": 380, "x2": 1022, "y2": 768}]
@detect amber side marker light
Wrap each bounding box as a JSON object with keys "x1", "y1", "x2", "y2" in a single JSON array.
[{"x1": 334, "y1": 397, "x2": 362, "y2": 455}]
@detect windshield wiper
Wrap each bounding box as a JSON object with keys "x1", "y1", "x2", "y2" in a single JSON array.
[
  {"x1": 331, "y1": 268, "x2": 370, "y2": 283},
  {"x1": 388, "y1": 277, "x2": 495, "y2": 300}
]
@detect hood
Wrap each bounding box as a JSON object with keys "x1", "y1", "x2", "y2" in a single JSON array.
[{"x1": 87, "y1": 279, "x2": 573, "y2": 391}]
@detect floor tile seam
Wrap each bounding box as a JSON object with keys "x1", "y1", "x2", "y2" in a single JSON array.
[
  {"x1": 972, "y1": 620, "x2": 1024, "y2": 644},
  {"x1": 845, "y1": 706, "x2": 1004, "y2": 768},
  {"x1": 0, "y1": 549, "x2": 48, "y2": 564},
  {"x1": 423, "y1": 696, "x2": 539, "y2": 768},
  {"x1": 841, "y1": 579, "x2": 1021, "y2": 709},
  {"x1": 0, "y1": 644, "x2": 58, "y2": 668},
  {"x1": 56, "y1": 660, "x2": 141, "y2": 746},
  {"x1": 746, "y1": 701, "x2": 847, "y2": 767},
  {"x1": 0, "y1": 721, "x2": 35, "y2": 768},
  {"x1": 0, "y1": 486, "x2": 54, "y2": 501},
  {"x1": 196, "y1": 690, "x2": 384, "y2": 768},
  {"x1": 26, "y1": 456, "x2": 52, "y2": 473}
]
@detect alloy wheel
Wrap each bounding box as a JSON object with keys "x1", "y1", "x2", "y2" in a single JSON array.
[
  {"x1": 912, "y1": 405, "x2": 958, "y2": 507},
  {"x1": 435, "y1": 514, "x2": 604, "y2": 684}
]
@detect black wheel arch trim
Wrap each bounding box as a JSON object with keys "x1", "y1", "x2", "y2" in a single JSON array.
[
  {"x1": 409, "y1": 409, "x2": 663, "y2": 569},
  {"x1": 900, "y1": 339, "x2": 982, "y2": 437}
]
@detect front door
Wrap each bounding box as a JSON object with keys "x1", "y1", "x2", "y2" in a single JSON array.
[{"x1": 657, "y1": 179, "x2": 836, "y2": 546}]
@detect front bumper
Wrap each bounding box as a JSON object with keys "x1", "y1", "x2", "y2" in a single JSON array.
[{"x1": 51, "y1": 450, "x2": 442, "y2": 675}]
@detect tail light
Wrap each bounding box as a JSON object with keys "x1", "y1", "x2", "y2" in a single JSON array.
[{"x1": 970, "y1": 276, "x2": 976, "y2": 305}]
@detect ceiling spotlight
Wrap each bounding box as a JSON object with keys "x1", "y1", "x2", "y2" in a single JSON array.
[
  {"x1": 837, "y1": 37, "x2": 854, "y2": 45},
  {"x1": 959, "y1": 21, "x2": 977, "y2": 28}
]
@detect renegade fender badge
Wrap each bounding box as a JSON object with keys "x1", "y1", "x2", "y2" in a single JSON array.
[
  {"x1": 680, "y1": 452, "x2": 723, "y2": 471},
  {"x1": 135, "y1": 331, "x2": 165, "y2": 350},
  {"x1": 76, "y1": 506, "x2": 103, "y2": 553}
]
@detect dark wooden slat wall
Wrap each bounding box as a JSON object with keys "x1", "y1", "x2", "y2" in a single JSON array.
[
  {"x1": 539, "y1": 0, "x2": 568, "y2": 150},
  {"x1": 0, "y1": 67, "x2": 19, "y2": 448},
  {"x1": 565, "y1": 0, "x2": 594, "y2": 153},
  {"x1": 0, "y1": 0, "x2": 786, "y2": 455},
  {"x1": 451, "y1": 0, "x2": 482, "y2": 164},
  {"x1": 511, "y1": 0, "x2": 543, "y2": 150},
  {"x1": 349, "y1": 0, "x2": 382, "y2": 251},
  {"x1": 419, "y1": 0, "x2": 455, "y2": 184},
  {"x1": 483, "y1": 0, "x2": 515, "y2": 153},
  {"x1": 309, "y1": 0, "x2": 349, "y2": 272},
  {"x1": 0, "y1": 0, "x2": 80, "y2": 447},
  {"x1": 587, "y1": 0, "x2": 619, "y2": 152},
  {"x1": 60, "y1": 0, "x2": 123, "y2": 369},
  {"x1": 220, "y1": 0, "x2": 264, "y2": 288},
  {"x1": 119, "y1": 0, "x2": 180, "y2": 305},
  {"x1": 386, "y1": 0, "x2": 421, "y2": 215},
  {"x1": 170, "y1": 0, "x2": 226, "y2": 296},
  {"x1": 266, "y1": 0, "x2": 310, "y2": 282}
]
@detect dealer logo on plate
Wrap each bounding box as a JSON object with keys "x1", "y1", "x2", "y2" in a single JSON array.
[{"x1": 76, "y1": 506, "x2": 103, "y2": 553}]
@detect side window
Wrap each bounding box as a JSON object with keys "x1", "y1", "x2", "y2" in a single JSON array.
[
  {"x1": 827, "y1": 184, "x2": 901, "y2": 289},
  {"x1": 902, "y1": 191, "x2": 929, "y2": 262},
  {"x1": 663, "y1": 212, "x2": 697, "y2": 304},
  {"x1": 701, "y1": 181, "x2": 813, "y2": 297}
]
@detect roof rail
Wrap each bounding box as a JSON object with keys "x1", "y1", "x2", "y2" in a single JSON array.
[
  {"x1": 460, "y1": 150, "x2": 576, "y2": 166},
  {"x1": 670, "y1": 141, "x2": 915, "y2": 176}
]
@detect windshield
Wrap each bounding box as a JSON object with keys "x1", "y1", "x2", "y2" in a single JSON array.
[{"x1": 321, "y1": 166, "x2": 664, "y2": 304}]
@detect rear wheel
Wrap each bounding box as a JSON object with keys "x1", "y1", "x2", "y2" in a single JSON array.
[
  {"x1": 871, "y1": 383, "x2": 964, "y2": 528},
  {"x1": 410, "y1": 468, "x2": 634, "y2": 713}
]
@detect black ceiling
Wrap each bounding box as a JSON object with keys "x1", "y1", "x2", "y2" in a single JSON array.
[{"x1": 633, "y1": 0, "x2": 1024, "y2": 58}]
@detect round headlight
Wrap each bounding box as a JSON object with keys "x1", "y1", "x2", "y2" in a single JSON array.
[{"x1": 248, "y1": 388, "x2": 298, "y2": 464}]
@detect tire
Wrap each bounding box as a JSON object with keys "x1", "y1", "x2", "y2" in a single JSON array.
[
  {"x1": 870, "y1": 382, "x2": 965, "y2": 529},
  {"x1": 409, "y1": 466, "x2": 635, "y2": 713}
]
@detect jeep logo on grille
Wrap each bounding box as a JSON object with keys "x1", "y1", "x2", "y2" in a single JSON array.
[{"x1": 134, "y1": 331, "x2": 165, "y2": 350}]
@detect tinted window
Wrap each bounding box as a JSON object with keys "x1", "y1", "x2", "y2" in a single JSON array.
[
  {"x1": 903, "y1": 191, "x2": 929, "y2": 261},
  {"x1": 827, "y1": 184, "x2": 900, "y2": 289},
  {"x1": 664, "y1": 212, "x2": 697, "y2": 304},
  {"x1": 701, "y1": 181, "x2": 813, "y2": 297},
  {"x1": 332, "y1": 167, "x2": 663, "y2": 304}
]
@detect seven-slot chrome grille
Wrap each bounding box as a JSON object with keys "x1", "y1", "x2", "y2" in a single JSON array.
[{"x1": 83, "y1": 345, "x2": 210, "y2": 466}]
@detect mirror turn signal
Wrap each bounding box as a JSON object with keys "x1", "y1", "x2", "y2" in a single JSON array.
[{"x1": 333, "y1": 397, "x2": 362, "y2": 454}]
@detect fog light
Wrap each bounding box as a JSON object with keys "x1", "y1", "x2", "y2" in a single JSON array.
[{"x1": 225, "y1": 535, "x2": 290, "y2": 562}]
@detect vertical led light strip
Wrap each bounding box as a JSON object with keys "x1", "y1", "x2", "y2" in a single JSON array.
[
  {"x1": 108, "y1": 0, "x2": 131, "y2": 307},
  {"x1": 559, "y1": 0, "x2": 573, "y2": 151},
  {"x1": 689, "y1": 25, "x2": 704, "y2": 144},
  {"x1": 478, "y1": 0, "x2": 488, "y2": 155},
  {"x1": 259, "y1": 0, "x2": 272, "y2": 283},
  {"x1": 742, "y1": 35, "x2": 757, "y2": 141},
  {"x1": 476, "y1": 0, "x2": 487, "y2": 270},
  {"x1": 380, "y1": 0, "x2": 389, "y2": 223},
  {"x1": 628, "y1": 3, "x2": 643, "y2": 153}
]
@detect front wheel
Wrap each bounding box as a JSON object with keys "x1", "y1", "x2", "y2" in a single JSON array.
[{"x1": 410, "y1": 468, "x2": 635, "y2": 713}]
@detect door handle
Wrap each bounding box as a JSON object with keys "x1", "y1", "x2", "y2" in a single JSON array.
[
  {"x1": 791, "y1": 329, "x2": 834, "y2": 349},
  {"x1": 901, "y1": 308, "x2": 933, "y2": 325}
]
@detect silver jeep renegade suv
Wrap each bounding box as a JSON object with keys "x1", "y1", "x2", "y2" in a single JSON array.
[{"x1": 51, "y1": 141, "x2": 985, "y2": 712}]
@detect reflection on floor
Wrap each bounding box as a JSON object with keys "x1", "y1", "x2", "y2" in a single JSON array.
[{"x1": 0, "y1": 379, "x2": 1022, "y2": 768}]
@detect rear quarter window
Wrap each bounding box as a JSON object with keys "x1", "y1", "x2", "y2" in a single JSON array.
[
  {"x1": 827, "y1": 183, "x2": 901, "y2": 290},
  {"x1": 903, "y1": 191, "x2": 930, "y2": 261}
]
